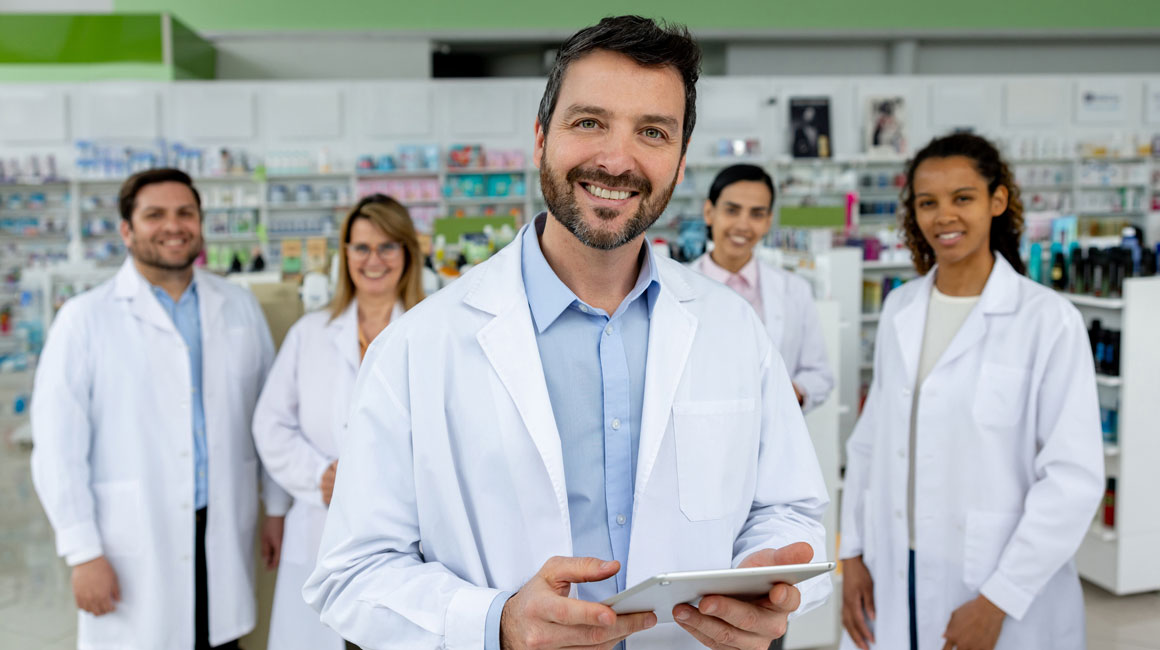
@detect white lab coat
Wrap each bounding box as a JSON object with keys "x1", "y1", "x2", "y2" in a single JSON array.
[
  {"x1": 691, "y1": 255, "x2": 835, "y2": 412},
  {"x1": 838, "y1": 255, "x2": 1104, "y2": 650},
  {"x1": 252, "y1": 299, "x2": 403, "y2": 650},
  {"x1": 303, "y1": 224, "x2": 832, "y2": 649},
  {"x1": 30, "y1": 258, "x2": 292, "y2": 650}
]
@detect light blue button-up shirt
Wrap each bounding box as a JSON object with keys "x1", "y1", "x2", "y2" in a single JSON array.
[
  {"x1": 485, "y1": 215, "x2": 659, "y2": 649},
  {"x1": 151, "y1": 281, "x2": 208, "y2": 511}
]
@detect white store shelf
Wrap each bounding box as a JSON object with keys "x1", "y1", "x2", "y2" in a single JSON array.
[
  {"x1": 1096, "y1": 375, "x2": 1123, "y2": 388},
  {"x1": 862, "y1": 260, "x2": 914, "y2": 271},
  {"x1": 445, "y1": 196, "x2": 526, "y2": 205},
  {"x1": 1061, "y1": 293, "x2": 1124, "y2": 310}
]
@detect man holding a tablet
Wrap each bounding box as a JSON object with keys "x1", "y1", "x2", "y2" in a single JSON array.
[{"x1": 305, "y1": 15, "x2": 831, "y2": 650}]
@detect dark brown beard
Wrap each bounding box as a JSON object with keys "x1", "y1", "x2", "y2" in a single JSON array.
[{"x1": 540, "y1": 156, "x2": 678, "y2": 250}]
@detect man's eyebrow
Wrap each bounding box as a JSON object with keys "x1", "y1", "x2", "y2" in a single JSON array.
[
  {"x1": 559, "y1": 104, "x2": 611, "y2": 121},
  {"x1": 640, "y1": 114, "x2": 680, "y2": 132}
]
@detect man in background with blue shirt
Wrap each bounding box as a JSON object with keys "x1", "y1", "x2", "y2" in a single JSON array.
[
  {"x1": 31, "y1": 168, "x2": 289, "y2": 650},
  {"x1": 307, "y1": 16, "x2": 830, "y2": 650}
]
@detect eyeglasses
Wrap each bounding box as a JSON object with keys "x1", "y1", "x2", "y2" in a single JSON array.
[{"x1": 346, "y1": 242, "x2": 403, "y2": 261}]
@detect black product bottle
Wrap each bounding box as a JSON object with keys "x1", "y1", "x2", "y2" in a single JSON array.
[
  {"x1": 1069, "y1": 247, "x2": 1085, "y2": 294},
  {"x1": 1141, "y1": 248, "x2": 1157, "y2": 277},
  {"x1": 1109, "y1": 250, "x2": 1125, "y2": 297},
  {"x1": 1051, "y1": 251, "x2": 1068, "y2": 290},
  {"x1": 1110, "y1": 330, "x2": 1121, "y2": 377},
  {"x1": 1089, "y1": 319, "x2": 1102, "y2": 358},
  {"x1": 1084, "y1": 248, "x2": 1099, "y2": 295}
]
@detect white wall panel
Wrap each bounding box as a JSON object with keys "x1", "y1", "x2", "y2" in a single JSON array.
[{"x1": 0, "y1": 89, "x2": 69, "y2": 143}]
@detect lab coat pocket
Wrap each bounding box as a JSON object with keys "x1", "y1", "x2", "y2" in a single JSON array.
[
  {"x1": 93, "y1": 480, "x2": 144, "y2": 557},
  {"x1": 972, "y1": 363, "x2": 1029, "y2": 431},
  {"x1": 672, "y1": 398, "x2": 757, "y2": 522},
  {"x1": 962, "y1": 511, "x2": 1021, "y2": 590}
]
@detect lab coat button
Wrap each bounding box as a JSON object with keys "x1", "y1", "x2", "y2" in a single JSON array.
[
  {"x1": 182, "y1": 502, "x2": 191, "y2": 510},
  {"x1": 180, "y1": 450, "x2": 190, "y2": 458},
  {"x1": 181, "y1": 554, "x2": 191, "y2": 562},
  {"x1": 899, "y1": 570, "x2": 906, "y2": 580},
  {"x1": 611, "y1": 418, "x2": 621, "y2": 431},
  {"x1": 616, "y1": 514, "x2": 627, "y2": 525},
  {"x1": 895, "y1": 509, "x2": 903, "y2": 519},
  {"x1": 902, "y1": 388, "x2": 912, "y2": 397},
  {"x1": 897, "y1": 449, "x2": 906, "y2": 459}
]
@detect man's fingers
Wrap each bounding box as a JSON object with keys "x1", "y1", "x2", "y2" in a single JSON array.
[
  {"x1": 675, "y1": 603, "x2": 768, "y2": 650},
  {"x1": 543, "y1": 597, "x2": 617, "y2": 627},
  {"x1": 555, "y1": 611, "x2": 657, "y2": 646},
  {"x1": 698, "y1": 595, "x2": 785, "y2": 639},
  {"x1": 737, "y1": 542, "x2": 814, "y2": 569},
  {"x1": 542, "y1": 556, "x2": 620, "y2": 589},
  {"x1": 763, "y1": 583, "x2": 802, "y2": 615}
]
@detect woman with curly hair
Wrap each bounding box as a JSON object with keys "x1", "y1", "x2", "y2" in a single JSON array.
[{"x1": 838, "y1": 133, "x2": 1103, "y2": 650}]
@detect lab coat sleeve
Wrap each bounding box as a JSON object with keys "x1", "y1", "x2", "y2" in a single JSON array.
[
  {"x1": 790, "y1": 280, "x2": 835, "y2": 414},
  {"x1": 303, "y1": 337, "x2": 501, "y2": 650},
  {"x1": 250, "y1": 295, "x2": 293, "y2": 518},
  {"x1": 979, "y1": 307, "x2": 1104, "y2": 621},
  {"x1": 29, "y1": 300, "x2": 103, "y2": 566},
  {"x1": 252, "y1": 320, "x2": 333, "y2": 507},
  {"x1": 837, "y1": 319, "x2": 886, "y2": 561},
  {"x1": 732, "y1": 343, "x2": 832, "y2": 618}
]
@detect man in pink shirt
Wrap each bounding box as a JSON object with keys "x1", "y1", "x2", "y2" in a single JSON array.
[{"x1": 692, "y1": 164, "x2": 834, "y2": 414}]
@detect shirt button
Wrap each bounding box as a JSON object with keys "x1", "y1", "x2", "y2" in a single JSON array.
[
  {"x1": 616, "y1": 514, "x2": 627, "y2": 525},
  {"x1": 611, "y1": 418, "x2": 621, "y2": 430},
  {"x1": 605, "y1": 324, "x2": 614, "y2": 336},
  {"x1": 579, "y1": 305, "x2": 590, "y2": 313}
]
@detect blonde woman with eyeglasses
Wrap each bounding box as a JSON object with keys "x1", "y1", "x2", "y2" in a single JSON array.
[{"x1": 252, "y1": 194, "x2": 425, "y2": 649}]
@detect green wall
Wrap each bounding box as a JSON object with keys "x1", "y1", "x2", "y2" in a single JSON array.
[
  {"x1": 112, "y1": 0, "x2": 1160, "y2": 31},
  {"x1": 0, "y1": 15, "x2": 163, "y2": 64}
]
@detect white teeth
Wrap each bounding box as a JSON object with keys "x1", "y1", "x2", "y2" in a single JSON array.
[
  {"x1": 585, "y1": 184, "x2": 630, "y2": 201},
  {"x1": 362, "y1": 271, "x2": 386, "y2": 279},
  {"x1": 729, "y1": 235, "x2": 750, "y2": 245},
  {"x1": 937, "y1": 232, "x2": 963, "y2": 240}
]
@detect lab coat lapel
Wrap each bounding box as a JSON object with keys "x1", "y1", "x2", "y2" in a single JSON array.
[
  {"x1": 757, "y1": 262, "x2": 785, "y2": 347},
  {"x1": 328, "y1": 300, "x2": 361, "y2": 375},
  {"x1": 892, "y1": 270, "x2": 934, "y2": 390},
  {"x1": 469, "y1": 230, "x2": 570, "y2": 523},
  {"x1": 929, "y1": 255, "x2": 1020, "y2": 374},
  {"x1": 115, "y1": 257, "x2": 179, "y2": 335},
  {"x1": 634, "y1": 265, "x2": 697, "y2": 500}
]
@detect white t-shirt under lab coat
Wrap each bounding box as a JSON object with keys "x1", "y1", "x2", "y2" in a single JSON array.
[{"x1": 909, "y1": 285, "x2": 981, "y2": 548}]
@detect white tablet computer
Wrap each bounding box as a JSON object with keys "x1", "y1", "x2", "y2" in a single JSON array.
[{"x1": 601, "y1": 562, "x2": 836, "y2": 623}]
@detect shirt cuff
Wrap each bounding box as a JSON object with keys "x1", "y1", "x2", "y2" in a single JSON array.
[{"x1": 484, "y1": 591, "x2": 515, "y2": 650}]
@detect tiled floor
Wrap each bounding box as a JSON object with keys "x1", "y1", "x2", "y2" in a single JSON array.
[{"x1": 4, "y1": 430, "x2": 1158, "y2": 649}]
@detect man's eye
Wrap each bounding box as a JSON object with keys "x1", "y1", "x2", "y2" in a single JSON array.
[
  {"x1": 643, "y1": 128, "x2": 664, "y2": 139},
  {"x1": 578, "y1": 119, "x2": 598, "y2": 129}
]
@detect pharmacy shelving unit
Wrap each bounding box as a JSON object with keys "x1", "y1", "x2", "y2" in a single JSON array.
[{"x1": 1073, "y1": 276, "x2": 1160, "y2": 595}]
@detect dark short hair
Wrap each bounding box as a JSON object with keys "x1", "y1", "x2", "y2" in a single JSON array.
[
  {"x1": 118, "y1": 168, "x2": 202, "y2": 221},
  {"x1": 708, "y1": 164, "x2": 776, "y2": 209},
  {"x1": 900, "y1": 133, "x2": 1025, "y2": 276},
  {"x1": 537, "y1": 15, "x2": 701, "y2": 156}
]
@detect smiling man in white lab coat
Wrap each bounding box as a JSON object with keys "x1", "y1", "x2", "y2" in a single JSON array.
[
  {"x1": 305, "y1": 16, "x2": 830, "y2": 650},
  {"x1": 31, "y1": 168, "x2": 291, "y2": 650}
]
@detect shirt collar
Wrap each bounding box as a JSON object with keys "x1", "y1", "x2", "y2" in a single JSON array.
[
  {"x1": 149, "y1": 275, "x2": 198, "y2": 306},
  {"x1": 522, "y1": 212, "x2": 660, "y2": 334},
  {"x1": 702, "y1": 252, "x2": 760, "y2": 289}
]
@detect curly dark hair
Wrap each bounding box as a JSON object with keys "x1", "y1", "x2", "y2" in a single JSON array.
[{"x1": 899, "y1": 133, "x2": 1025, "y2": 275}]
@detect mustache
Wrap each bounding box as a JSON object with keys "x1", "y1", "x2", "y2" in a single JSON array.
[{"x1": 565, "y1": 166, "x2": 652, "y2": 195}]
